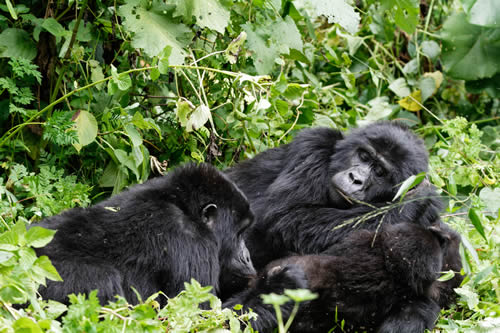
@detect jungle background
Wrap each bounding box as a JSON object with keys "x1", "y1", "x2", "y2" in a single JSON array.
[{"x1": 0, "y1": 0, "x2": 499, "y2": 331}]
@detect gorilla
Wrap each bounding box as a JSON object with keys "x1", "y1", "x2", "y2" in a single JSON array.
[
  {"x1": 34, "y1": 163, "x2": 308, "y2": 332},
  {"x1": 262, "y1": 222, "x2": 461, "y2": 333},
  {"x1": 34, "y1": 163, "x2": 256, "y2": 305},
  {"x1": 226, "y1": 122, "x2": 443, "y2": 268},
  {"x1": 226, "y1": 122, "x2": 463, "y2": 330}
]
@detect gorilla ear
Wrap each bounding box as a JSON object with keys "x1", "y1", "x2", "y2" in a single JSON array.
[
  {"x1": 428, "y1": 225, "x2": 451, "y2": 247},
  {"x1": 202, "y1": 203, "x2": 218, "y2": 227}
]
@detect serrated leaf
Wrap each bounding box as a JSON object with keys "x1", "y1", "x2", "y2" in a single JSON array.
[
  {"x1": 73, "y1": 110, "x2": 98, "y2": 148},
  {"x1": 0, "y1": 28, "x2": 37, "y2": 60},
  {"x1": 441, "y1": 13, "x2": 500, "y2": 80},
  {"x1": 26, "y1": 227, "x2": 56, "y2": 248},
  {"x1": 242, "y1": 23, "x2": 280, "y2": 75},
  {"x1": 468, "y1": 208, "x2": 487, "y2": 242},
  {"x1": 392, "y1": 172, "x2": 426, "y2": 201},
  {"x1": 173, "y1": 0, "x2": 230, "y2": 34},
  {"x1": 34, "y1": 256, "x2": 63, "y2": 281},
  {"x1": 118, "y1": 0, "x2": 192, "y2": 64}
]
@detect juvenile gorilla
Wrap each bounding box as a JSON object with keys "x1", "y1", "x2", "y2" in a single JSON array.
[
  {"x1": 259, "y1": 222, "x2": 461, "y2": 333},
  {"x1": 35, "y1": 163, "x2": 258, "y2": 305},
  {"x1": 226, "y1": 122, "x2": 443, "y2": 268}
]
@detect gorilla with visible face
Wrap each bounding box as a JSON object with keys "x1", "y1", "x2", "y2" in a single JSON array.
[
  {"x1": 35, "y1": 163, "x2": 256, "y2": 305},
  {"x1": 226, "y1": 122, "x2": 443, "y2": 267},
  {"x1": 262, "y1": 222, "x2": 461, "y2": 333},
  {"x1": 226, "y1": 122, "x2": 463, "y2": 331}
]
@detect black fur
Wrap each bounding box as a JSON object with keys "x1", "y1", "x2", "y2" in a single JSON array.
[
  {"x1": 263, "y1": 223, "x2": 454, "y2": 333},
  {"x1": 34, "y1": 163, "x2": 257, "y2": 305},
  {"x1": 226, "y1": 122, "x2": 463, "y2": 331},
  {"x1": 226, "y1": 122, "x2": 443, "y2": 267}
]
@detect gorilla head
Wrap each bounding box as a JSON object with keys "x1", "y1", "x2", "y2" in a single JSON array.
[{"x1": 328, "y1": 122, "x2": 429, "y2": 206}]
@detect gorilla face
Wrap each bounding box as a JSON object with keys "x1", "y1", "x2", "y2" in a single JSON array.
[{"x1": 328, "y1": 122, "x2": 429, "y2": 206}]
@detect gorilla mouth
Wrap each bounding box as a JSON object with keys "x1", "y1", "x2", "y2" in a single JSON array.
[{"x1": 335, "y1": 188, "x2": 354, "y2": 205}]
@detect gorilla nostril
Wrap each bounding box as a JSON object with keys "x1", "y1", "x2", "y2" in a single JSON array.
[{"x1": 349, "y1": 172, "x2": 362, "y2": 185}]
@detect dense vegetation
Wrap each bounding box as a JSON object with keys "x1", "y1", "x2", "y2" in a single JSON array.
[{"x1": 0, "y1": 0, "x2": 499, "y2": 331}]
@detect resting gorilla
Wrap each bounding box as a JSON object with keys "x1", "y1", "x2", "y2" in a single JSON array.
[
  {"x1": 259, "y1": 222, "x2": 462, "y2": 333},
  {"x1": 226, "y1": 122, "x2": 463, "y2": 330},
  {"x1": 33, "y1": 163, "x2": 306, "y2": 332}
]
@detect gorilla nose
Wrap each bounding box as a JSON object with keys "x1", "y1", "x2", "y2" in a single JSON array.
[{"x1": 349, "y1": 172, "x2": 363, "y2": 185}]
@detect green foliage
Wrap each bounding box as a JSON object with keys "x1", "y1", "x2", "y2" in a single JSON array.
[{"x1": 0, "y1": 0, "x2": 498, "y2": 331}]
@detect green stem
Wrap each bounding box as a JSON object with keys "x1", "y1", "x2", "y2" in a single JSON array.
[{"x1": 0, "y1": 67, "x2": 153, "y2": 148}]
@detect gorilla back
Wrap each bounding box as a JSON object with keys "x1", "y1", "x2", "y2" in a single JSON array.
[{"x1": 34, "y1": 163, "x2": 255, "y2": 305}]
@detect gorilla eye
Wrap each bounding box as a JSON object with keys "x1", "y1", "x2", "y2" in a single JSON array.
[
  {"x1": 359, "y1": 150, "x2": 370, "y2": 162},
  {"x1": 374, "y1": 164, "x2": 385, "y2": 177}
]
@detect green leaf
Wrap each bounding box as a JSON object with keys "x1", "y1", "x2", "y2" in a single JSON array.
[
  {"x1": 173, "y1": 0, "x2": 230, "y2": 34},
  {"x1": 111, "y1": 65, "x2": 132, "y2": 91},
  {"x1": 187, "y1": 104, "x2": 211, "y2": 132},
  {"x1": 437, "y1": 270, "x2": 456, "y2": 282},
  {"x1": 125, "y1": 124, "x2": 142, "y2": 147},
  {"x1": 388, "y1": 78, "x2": 410, "y2": 97},
  {"x1": 12, "y1": 317, "x2": 43, "y2": 333},
  {"x1": 479, "y1": 187, "x2": 500, "y2": 216},
  {"x1": 380, "y1": 0, "x2": 419, "y2": 34},
  {"x1": 25, "y1": 227, "x2": 56, "y2": 248},
  {"x1": 284, "y1": 289, "x2": 318, "y2": 302},
  {"x1": 73, "y1": 110, "x2": 98, "y2": 150},
  {"x1": 261, "y1": 293, "x2": 290, "y2": 306},
  {"x1": 0, "y1": 250, "x2": 14, "y2": 264},
  {"x1": 0, "y1": 28, "x2": 37, "y2": 60},
  {"x1": 118, "y1": 0, "x2": 192, "y2": 64},
  {"x1": 465, "y1": 0, "x2": 500, "y2": 28},
  {"x1": 5, "y1": 0, "x2": 18, "y2": 20},
  {"x1": 455, "y1": 286, "x2": 479, "y2": 310},
  {"x1": 392, "y1": 172, "x2": 426, "y2": 201},
  {"x1": 468, "y1": 208, "x2": 487, "y2": 242},
  {"x1": 420, "y1": 40, "x2": 441, "y2": 61},
  {"x1": 34, "y1": 256, "x2": 63, "y2": 282},
  {"x1": 242, "y1": 23, "x2": 280, "y2": 75},
  {"x1": 309, "y1": 0, "x2": 360, "y2": 34},
  {"x1": 42, "y1": 18, "x2": 69, "y2": 38},
  {"x1": 440, "y1": 13, "x2": 500, "y2": 80}
]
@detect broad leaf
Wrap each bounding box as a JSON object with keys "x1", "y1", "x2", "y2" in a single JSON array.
[
  {"x1": 173, "y1": 0, "x2": 230, "y2": 34},
  {"x1": 73, "y1": 110, "x2": 98, "y2": 150},
  {"x1": 398, "y1": 90, "x2": 422, "y2": 111},
  {"x1": 0, "y1": 28, "x2": 37, "y2": 60},
  {"x1": 308, "y1": 0, "x2": 360, "y2": 34},
  {"x1": 26, "y1": 227, "x2": 56, "y2": 248},
  {"x1": 380, "y1": 0, "x2": 419, "y2": 34},
  {"x1": 441, "y1": 13, "x2": 500, "y2": 80},
  {"x1": 119, "y1": 0, "x2": 192, "y2": 64},
  {"x1": 465, "y1": 0, "x2": 500, "y2": 28}
]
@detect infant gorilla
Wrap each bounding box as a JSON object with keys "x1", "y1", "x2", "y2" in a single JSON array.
[{"x1": 259, "y1": 222, "x2": 460, "y2": 333}]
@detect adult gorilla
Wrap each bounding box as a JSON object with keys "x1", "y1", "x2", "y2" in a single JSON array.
[{"x1": 226, "y1": 122, "x2": 443, "y2": 268}]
